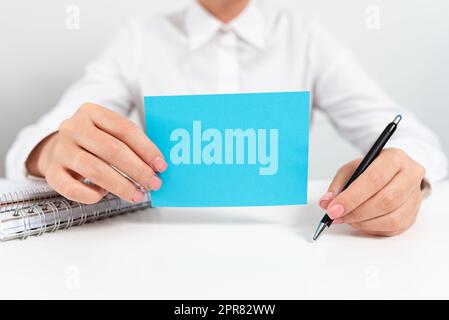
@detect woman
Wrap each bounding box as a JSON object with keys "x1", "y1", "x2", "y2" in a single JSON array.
[{"x1": 7, "y1": 0, "x2": 447, "y2": 236}]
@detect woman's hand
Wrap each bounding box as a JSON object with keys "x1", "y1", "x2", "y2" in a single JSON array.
[
  {"x1": 319, "y1": 148, "x2": 426, "y2": 237},
  {"x1": 26, "y1": 103, "x2": 167, "y2": 204}
]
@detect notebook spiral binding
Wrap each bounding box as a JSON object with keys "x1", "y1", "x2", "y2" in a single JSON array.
[
  {"x1": 0, "y1": 188, "x2": 151, "y2": 241},
  {"x1": 0, "y1": 185, "x2": 55, "y2": 214}
]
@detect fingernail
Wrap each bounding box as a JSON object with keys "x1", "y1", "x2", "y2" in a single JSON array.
[
  {"x1": 327, "y1": 204, "x2": 345, "y2": 219},
  {"x1": 333, "y1": 218, "x2": 344, "y2": 225},
  {"x1": 149, "y1": 176, "x2": 162, "y2": 191},
  {"x1": 132, "y1": 190, "x2": 145, "y2": 203},
  {"x1": 319, "y1": 192, "x2": 334, "y2": 206},
  {"x1": 154, "y1": 157, "x2": 168, "y2": 173},
  {"x1": 320, "y1": 192, "x2": 334, "y2": 202}
]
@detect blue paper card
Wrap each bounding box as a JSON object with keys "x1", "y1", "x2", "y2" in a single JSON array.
[{"x1": 145, "y1": 92, "x2": 309, "y2": 207}]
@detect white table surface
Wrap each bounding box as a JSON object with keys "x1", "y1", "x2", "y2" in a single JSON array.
[{"x1": 1, "y1": 180, "x2": 448, "y2": 300}]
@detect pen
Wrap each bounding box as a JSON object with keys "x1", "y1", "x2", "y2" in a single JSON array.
[{"x1": 313, "y1": 114, "x2": 403, "y2": 241}]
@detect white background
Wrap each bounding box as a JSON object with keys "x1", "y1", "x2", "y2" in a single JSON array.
[{"x1": 1, "y1": 0, "x2": 448, "y2": 179}]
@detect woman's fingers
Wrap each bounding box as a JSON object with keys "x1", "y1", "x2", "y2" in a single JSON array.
[
  {"x1": 319, "y1": 159, "x2": 361, "y2": 209},
  {"x1": 73, "y1": 125, "x2": 161, "y2": 191},
  {"x1": 350, "y1": 186, "x2": 422, "y2": 235},
  {"x1": 336, "y1": 169, "x2": 420, "y2": 224},
  {"x1": 39, "y1": 103, "x2": 168, "y2": 205},
  {"x1": 80, "y1": 104, "x2": 168, "y2": 173},
  {"x1": 325, "y1": 149, "x2": 405, "y2": 220},
  {"x1": 61, "y1": 146, "x2": 146, "y2": 203},
  {"x1": 322, "y1": 148, "x2": 426, "y2": 237},
  {"x1": 46, "y1": 165, "x2": 107, "y2": 204}
]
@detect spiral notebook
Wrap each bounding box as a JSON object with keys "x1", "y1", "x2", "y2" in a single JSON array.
[{"x1": 0, "y1": 179, "x2": 151, "y2": 241}]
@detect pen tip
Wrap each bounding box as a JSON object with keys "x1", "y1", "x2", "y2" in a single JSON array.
[{"x1": 312, "y1": 222, "x2": 327, "y2": 241}]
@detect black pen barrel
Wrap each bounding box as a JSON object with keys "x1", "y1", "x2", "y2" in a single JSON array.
[{"x1": 342, "y1": 122, "x2": 398, "y2": 190}]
